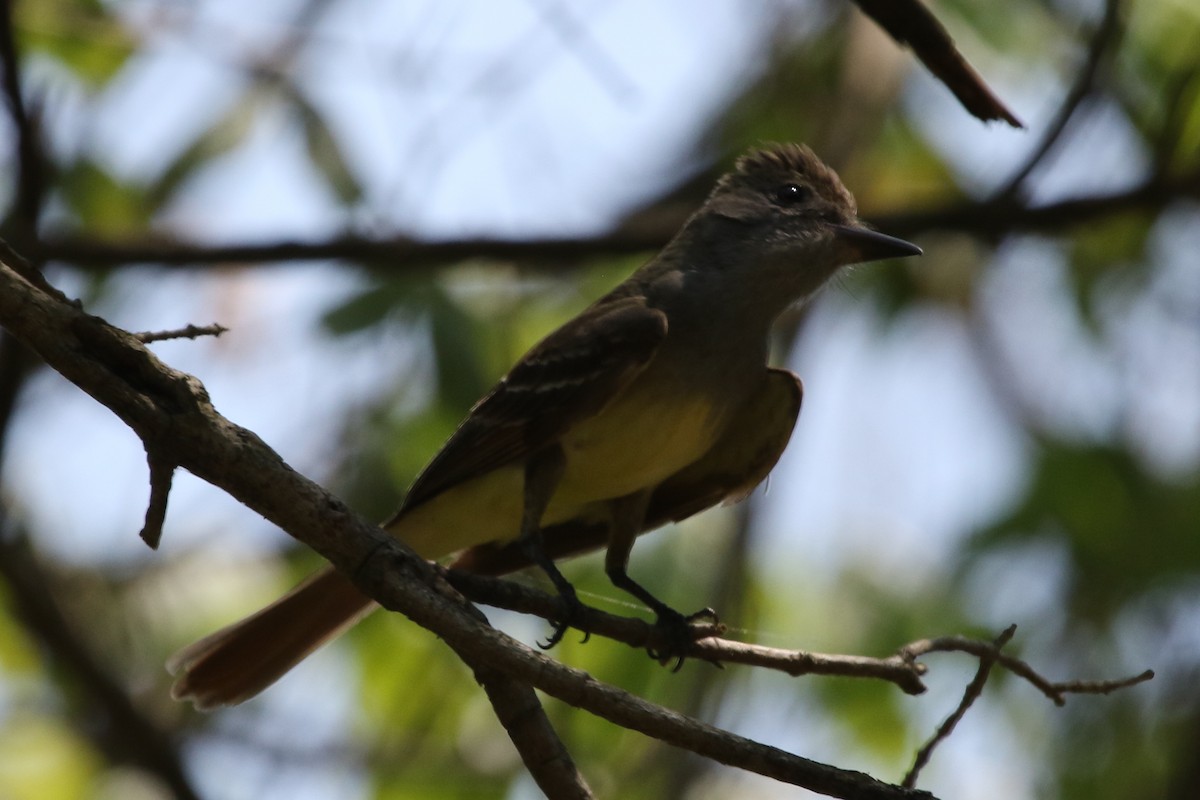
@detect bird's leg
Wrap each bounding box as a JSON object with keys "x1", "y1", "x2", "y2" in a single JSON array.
[
  {"x1": 604, "y1": 491, "x2": 719, "y2": 670},
  {"x1": 517, "y1": 446, "x2": 584, "y2": 649}
]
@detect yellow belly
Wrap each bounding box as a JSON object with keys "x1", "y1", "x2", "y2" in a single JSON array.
[{"x1": 390, "y1": 392, "x2": 723, "y2": 560}]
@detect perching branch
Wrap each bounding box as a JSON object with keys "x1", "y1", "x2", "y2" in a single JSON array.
[{"x1": 444, "y1": 570, "x2": 1153, "y2": 704}]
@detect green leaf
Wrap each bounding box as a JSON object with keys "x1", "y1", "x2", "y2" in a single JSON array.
[
  {"x1": 322, "y1": 282, "x2": 415, "y2": 334},
  {"x1": 428, "y1": 286, "x2": 490, "y2": 411},
  {"x1": 149, "y1": 94, "x2": 261, "y2": 208},
  {"x1": 292, "y1": 90, "x2": 363, "y2": 204},
  {"x1": 972, "y1": 442, "x2": 1200, "y2": 619},
  {"x1": 17, "y1": 0, "x2": 134, "y2": 87},
  {"x1": 58, "y1": 159, "x2": 153, "y2": 235}
]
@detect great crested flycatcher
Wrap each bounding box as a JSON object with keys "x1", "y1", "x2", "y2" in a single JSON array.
[{"x1": 170, "y1": 143, "x2": 921, "y2": 709}]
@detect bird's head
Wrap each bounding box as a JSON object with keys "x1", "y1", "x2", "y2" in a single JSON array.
[{"x1": 698, "y1": 143, "x2": 920, "y2": 284}]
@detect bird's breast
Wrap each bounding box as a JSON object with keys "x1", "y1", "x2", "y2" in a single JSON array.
[{"x1": 549, "y1": 380, "x2": 727, "y2": 509}]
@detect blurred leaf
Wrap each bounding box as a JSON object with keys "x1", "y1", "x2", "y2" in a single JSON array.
[
  {"x1": 322, "y1": 281, "x2": 416, "y2": 334},
  {"x1": 1066, "y1": 211, "x2": 1154, "y2": 327},
  {"x1": 291, "y1": 89, "x2": 363, "y2": 204},
  {"x1": 149, "y1": 94, "x2": 261, "y2": 208},
  {"x1": 0, "y1": 714, "x2": 101, "y2": 800},
  {"x1": 938, "y1": 0, "x2": 1058, "y2": 55},
  {"x1": 817, "y1": 678, "x2": 909, "y2": 762},
  {"x1": 428, "y1": 285, "x2": 490, "y2": 411},
  {"x1": 16, "y1": 0, "x2": 133, "y2": 87},
  {"x1": 719, "y1": 23, "x2": 842, "y2": 150},
  {"x1": 850, "y1": 119, "x2": 963, "y2": 213},
  {"x1": 58, "y1": 159, "x2": 153, "y2": 235},
  {"x1": 0, "y1": 594, "x2": 40, "y2": 673},
  {"x1": 973, "y1": 443, "x2": 1200, "y2": 619}
]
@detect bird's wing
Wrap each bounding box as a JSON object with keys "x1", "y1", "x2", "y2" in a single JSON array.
[
  {"x1": 450, "y1": 368, "x2": 803, "y2": 575},
  {"x1": 393, "y1": 296, "x2": 669, "y2": 515}
]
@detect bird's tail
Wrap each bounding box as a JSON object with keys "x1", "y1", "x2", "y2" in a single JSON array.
[{"x1": 168, "y1": 566, "x2": 376, "y2": 710}]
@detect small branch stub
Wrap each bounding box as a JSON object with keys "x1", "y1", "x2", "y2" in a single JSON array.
[
  {"x1": 135, "y1": 323, "x2": 229, "y2": 344},
  {"x1": 140, "y1": 447, "x2": 176, "y2": 549}
]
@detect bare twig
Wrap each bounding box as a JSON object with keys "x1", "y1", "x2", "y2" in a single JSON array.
[
  {"x1": 852, "y1": 0, "x2": 1022, "y2": 127},
  {"x1": 135, "y1": 323, "x2": 229, "y2": 343},
  {"x1": 903, "y1": 626, "x2": 1015, "y2": 788},
  {"x1": 898, "y1": 633, "x2": 1154, "y2": 706},
  {"x1": 993, "y1": 0, "x2": 1122, "y2": 200}
]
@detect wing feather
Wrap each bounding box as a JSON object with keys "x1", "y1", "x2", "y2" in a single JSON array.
[{"x1": 394, "y1": 296, "x2": 668, "y2": 515}]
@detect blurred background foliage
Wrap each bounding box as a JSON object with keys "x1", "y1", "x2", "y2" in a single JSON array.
[{"x1": 0, "y1": 1, "x2": 1197, "y2": 799}]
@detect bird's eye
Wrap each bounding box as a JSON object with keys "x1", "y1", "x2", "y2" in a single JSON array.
[{"x1": 772, "y1": 183, "x2": 811, "y2": 205}]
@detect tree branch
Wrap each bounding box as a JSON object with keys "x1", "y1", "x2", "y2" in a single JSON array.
[
  {"x1": 851, "y1": 0, "x2": 1022, "y2": 127},
  {"x1": 28, "y1": 165, "x2": 1200, "y2": 274},
  {"x1": 444, "y1": 570, "x2": 1152, "y2": 704}
]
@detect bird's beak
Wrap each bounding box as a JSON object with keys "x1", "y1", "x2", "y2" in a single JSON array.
[{"x1": 831, "y1": 224, "x2": 922, "y2": 264}]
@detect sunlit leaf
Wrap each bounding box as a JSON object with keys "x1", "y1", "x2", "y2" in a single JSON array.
[{"x1": 17, "y1": 0, "x2": 133, "y2": 87}]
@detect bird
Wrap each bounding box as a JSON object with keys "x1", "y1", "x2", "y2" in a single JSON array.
[{"x1": 169, "y1": 143, "x2": 921, "y2": 709}]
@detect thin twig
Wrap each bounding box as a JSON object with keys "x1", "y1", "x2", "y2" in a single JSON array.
[
  {"x1": 443, "y1": 571, "x2": 1154, "y2": 709},
  {"x1": 992, "y1": 0, "x2": 1122, "y2": 200},
  {"x1": 897, "y1": 633, "x2": 1154, "y2": 707},
  {"x1": 134, "y1": 323, "x2": 229, "y2": 343},
  {"x1": 444, "y1": 569, "x2": 932, "y2": 694},
  {"x1": 903, "y1": 626, "x2": 1015, "y2": 788}
]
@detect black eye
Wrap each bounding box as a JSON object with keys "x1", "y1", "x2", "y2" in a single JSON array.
[{"x1": 772, "y1": 183, "x2": 811, "y2": 205}]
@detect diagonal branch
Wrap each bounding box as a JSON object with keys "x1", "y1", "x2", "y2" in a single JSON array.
[
  {"x1": 903, "y1": 626, "x2": 1014, "y2": 788},
  {"x1": 851, "y1": 0, "x2": 1022, "y2": 127}
]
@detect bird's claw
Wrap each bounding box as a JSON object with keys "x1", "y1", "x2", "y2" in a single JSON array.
[
  {"x1": 647, "y1": 606, "x2": 720, "y2": 670},
  {"x1": 538, "y1": 588, "x2": 590, "y2": 650}
]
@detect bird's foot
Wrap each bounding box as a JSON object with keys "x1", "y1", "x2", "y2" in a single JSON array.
[
  {"x1": 647, "y1": 606, "x2": 720, "y2": 671},
  {"x1": 538, "y1": 584, "x2": 591, "y2": 650}
]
